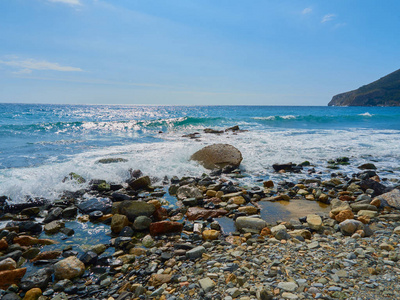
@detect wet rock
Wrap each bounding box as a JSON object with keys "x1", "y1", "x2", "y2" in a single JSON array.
[
  {"x1": 133, "y1": 216, "x2": 152, "y2": 230},
  {"x1": 0, "y1": 267, "x2": 26, "y2": 290},
  {"x1": 20, "y1": 207, "x2": 40, "y2": 217},
  {"x1": 30, "y1": 250, "x2": 61, "y2": 262},
  {"x1": 62, "y1": 206, "x2": 78, "y2": 219},
  {"x1": 359, "y1": 179, "x2": 389, "y2": 197},
  {"x1": 0, "y1": 258, "x2": 16, "y2": 271},
  {"x1": 204, "y1": 128, "x2": 223, "y2": 134},
  {"x1": 116, "y1": 200, "x2": 156, "y2": 222},
  {"x1": 127, "y1": 176, "x2": 151, "y2": 190},
  {"x1": 235, "y1": 216, "x2": 267, "y2": 232},
  {"x1": 177, "y1": 185, "x2": 203, "y2": 200},
  {"x1": 77, "y1": 197, "x2": 113, "y2": 214},
  {"x1": 97, "y1": 158, "x2": 128, "y2": 164},
  {"x1": 272, "y1": 163, "x2": 297, "y2": 172},
  {"x1": 13, "y1": 236, "x2": 55, "y2": 246},
  {"x1": 111, "y1": 214, "x2": 129, "y2": 234},
  {"x1": 358, "y1": 163, "x2": 377, "y2": 170},
  {"x1": 149, "y1": 221, "x2": 183, "y2": 236},
  {"x1": 6, "y1": 221, "x2": 42, "y2": 235},
  {"x1": 22, "y1": 288, "x2": 42, "y2": 300},
  {"x1": 63, "y1": 172, "x2": 86, "y2": 184},
  {"x1": 20, "y1": 268, "x2": 53, "y2": 291},
  {"x1": 0, "y1": 250, "x2": 23, "y2": 262},
  {"x1": 186, "y1": 207, "x2": 228, "y2": 221},
  {"x1": 54, "y1": 256, "x2": 85, "y2": 280},
  {"x1": 43, "y1": 207, "x2": 63, "y2": 224},
  {"x1": 190, "y1": 144, "x2": 243, "y2": 169},
  {"x1": 44, "y1": 220, "x2": 64, "y2": 234},
  {"x1": 79, "y1": 251, "x2": 98, "y2": 265}
]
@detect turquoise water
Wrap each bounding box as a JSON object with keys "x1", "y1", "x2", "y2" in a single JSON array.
[{"x1": 1, "y1": 104, "x2": 400, "y2": 202}]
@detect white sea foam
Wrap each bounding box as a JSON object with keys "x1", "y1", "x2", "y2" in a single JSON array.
[
  {"x1": 359, "y1": 112, "x2": 373, "y2": 117},
  {"x1": 1, "y1": 128, "x2": 400, "y2": 202}
]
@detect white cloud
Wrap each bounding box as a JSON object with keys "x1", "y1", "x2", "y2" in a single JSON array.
[
  {"x1": 47, "y1": 0, "x2": 82, "y2": 6},
  {"x1": 0, "y1": 58, "x2": 83, "y2": 73},
  {"x1": 321, "y1": 14, "x2": 336, "y2": 23},
  {"x1": 302, "y1": 7, "x2": 312, "y2": 15}
]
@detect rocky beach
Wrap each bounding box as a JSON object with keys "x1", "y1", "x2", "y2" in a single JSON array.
[{"x1": 1, "y1": 141, "x2": 400, "y2": 300}]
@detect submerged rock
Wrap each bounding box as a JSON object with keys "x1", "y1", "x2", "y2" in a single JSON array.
[
  {"x1": 116, "y1": 200, "x2": 156, "y2": 222},
  {"x1": 190, "y1": 144, "x2": 242, "y2": 170}
]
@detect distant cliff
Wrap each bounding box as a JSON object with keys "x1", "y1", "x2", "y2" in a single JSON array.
[{"x1": 328, "y1": 69, "x2": 400, "y2": 106}]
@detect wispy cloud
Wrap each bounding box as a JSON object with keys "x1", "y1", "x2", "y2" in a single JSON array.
[
  {"x1": 47, "y1": 0, "x2": 82, "y2": 6},
  {"x1": 302, "y1": 7, "x2": 312, "y2": 15},
  {"x1": 0, "y1": 57, "x2": 83, "y2": 74},
  {"x1": 321, "y1": 14, "x2": 336, "y2": 23}
]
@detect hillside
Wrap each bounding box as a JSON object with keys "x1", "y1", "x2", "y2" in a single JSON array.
[{"x1": 328, "y1": 69, "x2": 400, "y2": 106}]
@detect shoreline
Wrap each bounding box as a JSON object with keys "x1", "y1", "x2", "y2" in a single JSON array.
[{"x1": 1, "y1": 157, "x2": 400, "y2": 299}]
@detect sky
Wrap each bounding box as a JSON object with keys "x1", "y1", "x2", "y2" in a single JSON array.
[{"x1": 0, "y1": 0, "x2": 399, "y2": 105}]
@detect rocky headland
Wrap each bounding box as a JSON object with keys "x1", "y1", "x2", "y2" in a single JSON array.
[
  {"x1": 328, "y1": 69, "x2": 400, "y2": 106},
  {"x1": 1, "y1": 144, "x2": 400, "y2": 300}
]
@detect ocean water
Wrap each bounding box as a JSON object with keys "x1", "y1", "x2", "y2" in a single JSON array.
[{"x1": 1, "y1": 103, "x2": 400, "y2": 203}]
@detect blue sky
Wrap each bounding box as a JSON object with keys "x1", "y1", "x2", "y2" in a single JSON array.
[{"x1": 0, "y1": 0, "x2": 399, "y2": 105}]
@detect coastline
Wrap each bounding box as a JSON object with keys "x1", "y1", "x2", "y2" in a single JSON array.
[{"x1": 1, "y1": 156, "x2": 400, "y2": 299}]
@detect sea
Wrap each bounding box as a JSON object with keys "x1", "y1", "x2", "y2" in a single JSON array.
[{"x1": 1, "y1": 103, "x2": 400, "y2": 204}]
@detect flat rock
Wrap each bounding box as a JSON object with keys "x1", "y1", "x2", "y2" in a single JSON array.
[
  {"x1": 20, "y1": 267, "x2": 53, "y2": 291},
  {"x1": 277, "y1": 281, "x2": 298, "y2": 292},
  {"x1": 177, "y1": 185, "x2": 203, "y2": 200},
  {"x1": 186, "y1": 207, "x2": 227, "y2": 221},
  {"x1": 117, "y1": 200, "x2": 156, "y2": 222},
  {"x1": 186, "y1": 246, "x2": 206, "y2": 260},
  {"x1": 306, "y1": 214, "x2": 323, "y2": 231},
  {"x1": 149, "y1": 221, "x2": 183, "y2": 236},
  {"x1": 235, "y1": 216, "x2": 267, "y2": 232},
  {"x1": 0, "y1": 267, "x2": 27, "y2": 290},
  {"x1": 198, "y1": 277, "x2": 215, "y2": 292},
  {"x1": 330, "y1": 199, "x2": 351, "y2": 215},
  {"x1": 190, "y1": 144, "x2": 242, "y2": 169},
  {"x1": 77, "y1": 197, "x2": 113, "y2": 214}
]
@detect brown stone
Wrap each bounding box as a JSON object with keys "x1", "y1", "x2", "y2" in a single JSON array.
[
  {"x1": 30, "y1": 251, "x2": 62, "y2": 262},
  {"x1": 229, "y1": 196, "x2": 246, "y2": 205},
  {"x1": 190, "y1": 144, "x2": 243, "y2": 169},
  {"x1": 129, "y1": 247, "x2": 147, "y2": 256},
  {"x1": 127, "y1": 176, "x2": 151, "y2": 190},
  {"x1": 148, "y1": 199, "x2": 162, "y2": 209},
  {"x1": 23, "y1": 288, "x2": 42, "y2": 300},
  {"x1": 260, "y1": 227, "x2": 271, "y2": 236},
  {"x1": 225, "y1": 236, "x2": 246, "y2": 245},
  {"x1": 202, "y1": 230, "x2": 220, "y2": 241},
  {"x1": 206, "y1": 197, "x2": 222, "y2": 204},
  {"x1": 238, "y1": 206, "x2": 259, "y2": 215},
  {"x1": 371, "y1": 175, "x2": 381, "y2": 182},
  {"x1": 0, "y1": 268, "x2": 27, "y2": 290},
  {"x1": 206, "y1": 190, "x2": 217, "y2": 197},
  {"x1": 149, "y1": 221, "x2": 183, "y2": 236},
  {"x1": 149, "y1": 274, "x2": 172, "y2": 287},
  {"x1": 111, "y1": 214, "x2": 129, "y2": 234},
  {"x1": 263, "y1": 180, "x2": 274, "y2": 188},
  {"x1": 0, "y1": 239, "x2": 8, "y2": 251},
  {"x1": 335, "y1": 210, "x2": 354, "y2": 223},
  {"x1": 358, "y1": 215, "x2": 371, "y2": 224},
  {"x1": 370, "y1": 198, "x2": 381, "y2": 208},
  {"x1": 339, "y1": 195, "x2": 356, "y2": 202},
  {"x1": 14, "y1": 236, "x2": 56, "y2": 246},
  {"x1": 186, "y1": 207, "x2": 228, "y2": 221},
  {"x1": 153, "y1": 207, "x2": 169, "y2": 221}
]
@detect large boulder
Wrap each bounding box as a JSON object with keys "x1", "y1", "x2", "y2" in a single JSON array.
[
  {"x1": 373, "y1": 189, "x2": 400, "y2": 209},
  {"x1": 190, "y1": 144, "x2": 242, "y2": 170}
]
